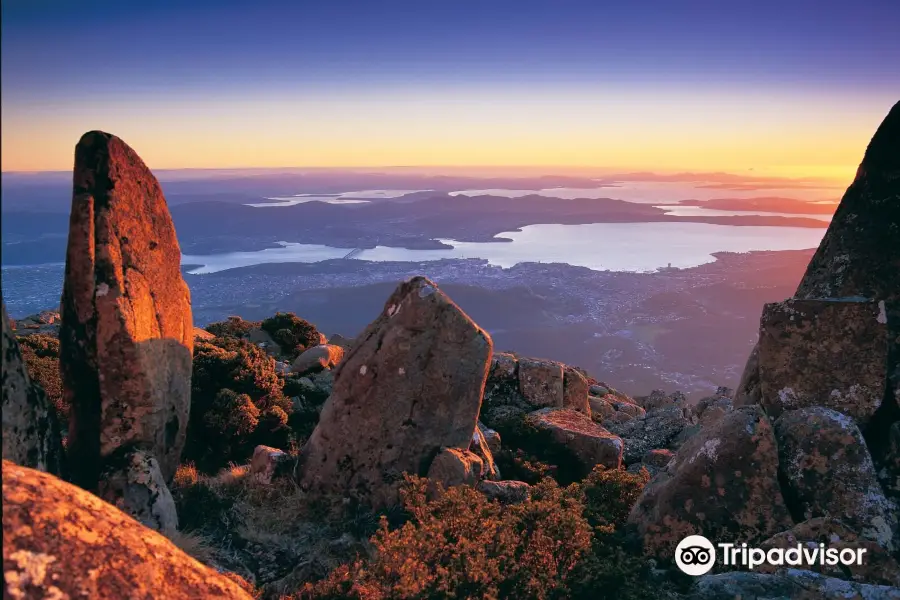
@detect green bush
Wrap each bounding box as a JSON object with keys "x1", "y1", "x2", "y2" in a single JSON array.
[
  {"x1": 186, "y1": 338, "x2": 290, "y2": 472},
  {"x1": 17, "y1": 334, "x2": 67, "y2": 423},
  {"x1": 292, "y1": 466, "x2": 670, "y2": 600},
  {"x1": 205, "y1": 315, "x2": 260, "y2": 339},
  {"x1": 297, "y1": 476, "x2": 592, "y2": 600},
  {"x1": 260, "y1": 312, "x2": 321, "y2": 358}
]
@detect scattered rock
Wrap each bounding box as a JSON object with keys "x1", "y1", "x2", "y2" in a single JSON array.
[
  {"x1": 298, "y1": 277, "x2": 492, "y2": 509},
  {"x1": 477, "y1": 421, "x2": 502, "y2": 454},
  {"x1": 193, "y1": 327, "x2": 216, "y2": 341},
  {"x1": 518, "y1": 358, "x2": 564, "y2": 408},
  {"x1": 476, "y1": 480, "x2": 531, "y2": 504},
  {"x1": 327, "y1": 333, "x2": 354, "y2": 350},
  {"x1": 689, "y1": 570, "x2": 900, "y2": 600},
  {"x1": 607, "y1": 403, "x2": 694, "y2": 465},
  {"x1": 695, "y1": 395, "x2": 733, "y2": 428},
  {"x1": 247, "y1": 327, "x2": 282, "y2": 357},
  {"x1": 60, "y1": 131, "x2": 194, "y2": 489},
  {"x1": 427, "y1": 447, "x2": 484, "y2": 489},
  {"x1": 97, "y1": 448, "x2": 178, "y2": 534},
  {"x1": 2, "y1": 460, "x2": 254, "y2": 600},
  {"x1": 588, "y1": 396, "x2": 617, "y2": 421},
  {"x1": 757, "y1": 299, "x2": 888, "y2": 425},
  {"x1": 758, "y1": 518, "x2": 900, "y2": 587},
  {"x1": 10, "y1": 310, "x2": 61, "y2": 337},
  {"x1": 290, "y1": 344, "x2": 345, "y2": 375},
  {"x1": 589, "y1": 384, "x2": 609, "y2": 396},
  {"x1": 629, "y1": 406, "x2": 792, "y2": 556},
  {"x1": 1, "y1": 299, "x2": 65, "y2": 476},
  {"x1": 527, "y1": 407, "x2": 623, "y2": 472},
  {"x1": 471, "y1": 424, "x2": 500, "y2": 480},
  {"x1": 774, "y1": 407, "x2": 898, "y2": 551},
  {"x1": 250, "y1": 445, "x2": 293, "y2": 484},
  {"x1": 641, "y1": 449, "x2": 674, "y2": 469}
]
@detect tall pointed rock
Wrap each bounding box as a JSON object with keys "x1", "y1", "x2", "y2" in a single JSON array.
[
  {"x1": 735, "y1": 102, "x2": 900, "y2": 424},
  {"x1": 60, "y1": 131, "x2": 193, "y2": 491}
]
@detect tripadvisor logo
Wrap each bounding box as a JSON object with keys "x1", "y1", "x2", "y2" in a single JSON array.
[{"x1": 674, "y1": 535, "x2": 868, "y2": 576}]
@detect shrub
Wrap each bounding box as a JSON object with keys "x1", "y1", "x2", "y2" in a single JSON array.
[
  {"x1": 205, "y1": 315, "x2": 260, "y2": 339},
  {"x1": 17, "y1": 334, "x2": 67, "y2": 423},
  {"x1": 186, "y1": 338, "x2": 288, "y2": 472},
  {"x1": 297, "y1": 476, "x2": 592, "y2": 600},
  {"x1": 260, "y1": 312, "x2": 321, "y2": 358},
  {"x1": 579, "y1": 466, "x2": 650, "y2": 531}
]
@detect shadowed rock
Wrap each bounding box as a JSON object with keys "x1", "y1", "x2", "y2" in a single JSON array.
[
  {"x1": 629, "y1": 406, "x2": 792, "y2": 556},
  {"x1": 2, "y1": 460, "x2": 253, "y2": 600},
  {"x1": 59, "y1": 131, "x2": 194, "y2": 490},
  {"x1": 1, "y1": 299, "x2": 65, "y2": 476},
  {"x1": 297, "y1": 276, "x2": 492, "y2": 509},
  {"x1": 757, "y1": 299, "x2": 888, "y2": 424},
  {"x1": 775, "y1": 407, "x2": 898, "y2": 551},
  {"x1": 427, "y1": 447, "x2": 484, "y2": 490},
  {"x1": 96, "y1": 448, "x2": 178, "y2": 534},
  {"x1": 527, "y1": 407, "x2": 623, "y2": 472}
]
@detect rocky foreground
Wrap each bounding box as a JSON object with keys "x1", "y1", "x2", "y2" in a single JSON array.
[{"x1": 3, "y1": 102, "x2": 900, "y2": 599}]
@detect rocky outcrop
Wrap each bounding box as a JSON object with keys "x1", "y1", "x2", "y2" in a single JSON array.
[
  {"x1": 96, "y1": 448, "x2": 178, "y2": 533},
  {"x1": 757, "y1": 299, "x2": 888, "y2": 425},
  {"x1": 1, "y1": 299, "x2": 65, "y2": 476},
  {"x1": 527, "y1": 408, "x2": 623, "y2": 472},
  {"x1": 60, "y1": 131, "x2": 194, "y2": 491},
  {"x1": 758, "y1": 518, "x2": 900, "y2": 587},
  {"x1": 2, "y1": 460, "x2": 253, "y2": 600},
  {"x1": 9, "y1": 309, "x2": 62, "y2": 337},
  {"x1": 774, "y1": 407, "x2": 898, "y2": 551},
  {"x1": 290, "y1": 344, "x2": 345, "y2": 375},
  {"x1": 629, "y1": 406, "x2": 792, "y2": 556},
  {"x1": 606, "y1": 401, "x2": 696, "y2": 465},
  {"x1": 297, "y1": 277, "x2": 493, "y2": 509},
  {"x1": 690, "y1": 570, "x2": 900, "y2": 600}
]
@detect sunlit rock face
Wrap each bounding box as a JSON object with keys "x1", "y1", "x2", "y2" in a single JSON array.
[{"x1": 60, "y1": 131, "x2": 194, "y2": 492}]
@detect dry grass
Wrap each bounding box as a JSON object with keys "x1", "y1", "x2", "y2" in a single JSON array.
[
  {"x1": 163, "y1": 529, "x2": 217, "y2": 566},
  {"x1": 170, "y1": 461, "x2": 370, "y2": 598}
]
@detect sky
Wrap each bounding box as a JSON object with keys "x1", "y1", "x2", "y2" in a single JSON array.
[{"x1": 2, "y1": 0, "x2": 898, "y2": 178}]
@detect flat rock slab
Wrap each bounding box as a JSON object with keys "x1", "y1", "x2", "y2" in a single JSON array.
[
  {"x1": 298, "y1": 276, "x2": 492, "y2": 509},
  {"x1": 2, "y1": 460, "x2": 253, "y2": 600},
  {"x1": 527, "y1": 407, "x2": 623, "y2": 471},
  {"x1": 758, "y1": 298, "x2": 888, "y2": 425}
]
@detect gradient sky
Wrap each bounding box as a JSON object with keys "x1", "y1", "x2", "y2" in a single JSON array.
[{"x1": 2, "y1": 0, "x2": 898, "y2": 177}]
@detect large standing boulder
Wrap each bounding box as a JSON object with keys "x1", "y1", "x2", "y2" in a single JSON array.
[
  {"x1": 774, "y1": 407, "x2": 898, "y2": 551},
  {"x1": 1, "y1": 299, "x2": 65, "y2": 476},
  {"x1": 2, "y1": 460, "x2": 253, "y2": 600},
  {"x1": 297, "y1": 277, "x2": 493, "y2": 509},
  {"x1": 757, "y1": 299, "x2": 888, "y2": 425},
  {"x1": 60, "y1": 131, "x2": 194, "y2": 490},
  {"x1": 629, "y1": 406, "x2": 792, "y2": 556}
]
